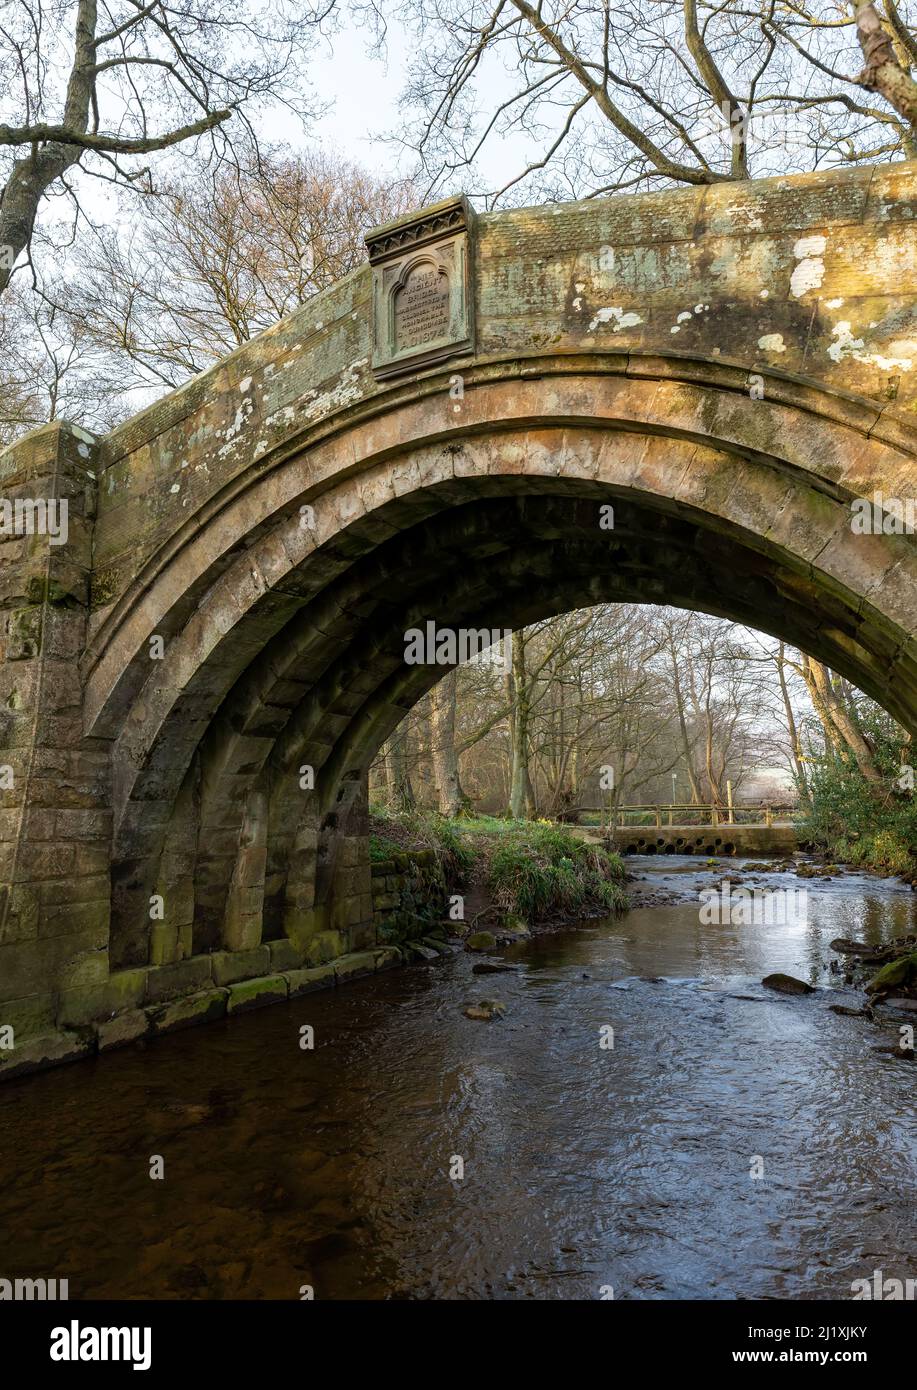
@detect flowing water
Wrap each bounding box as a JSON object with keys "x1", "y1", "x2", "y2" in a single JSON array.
[{"x1": 1, "y1": 857, "x2": 915, "y2": 1300}]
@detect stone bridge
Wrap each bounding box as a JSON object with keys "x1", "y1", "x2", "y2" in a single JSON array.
[{"x1": 2, "y1": 162, "x2": 916, "y2": 1076}]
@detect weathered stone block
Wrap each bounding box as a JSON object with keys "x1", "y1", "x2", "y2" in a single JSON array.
[
  {"x1": 226, "y1": 974, "x2": 288, "y2": 1014},
  {"x1": 149, "y1": 988, "x2": 228, "y2": 1034},
  {"x1": 333, "y1": 951, "x2": 377, "y2": 984},
  {"x1": 7, "y1": 606, "x2": 42, "y2": 660},
  {"x1": 144, "y1": 955, "x2": 212, "y2": 1004},
  {"x1": 285, "y1": 963, "x2": 336, "y2": 996},
  {"x1": 303, "y1": 930, "x2": 344, "y2": 966},
  {"x1": 96, "y1": 1008, "x2": 150, "y2": 1051},
  {"x1": 0, "y1": 930, "x2": 109, "y2": 1002},
  {"x1": 0, "y1": 1028, "x2": 93, "y2": 1080},
  {"x1": 57, "y1": 966, "x2": 147, "y2": 1027},
  {"x1": 211, "y1": 945, "x2": 271, "y2": 985},
  {"x1": 0, "y1": 991, "x2": 56, "y2": 1040},
  {"x1": 267, "y1": 938, "x2": 302, "y2": 972}
]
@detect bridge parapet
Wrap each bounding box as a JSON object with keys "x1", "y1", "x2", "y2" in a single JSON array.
[{"x1": 88, "y1": 163, "x2": 917, "y2": 629}]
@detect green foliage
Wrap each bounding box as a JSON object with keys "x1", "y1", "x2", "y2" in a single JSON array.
[
  {"x1": 369, "y1": 835, "x2": 401, "y2": 862},
  {"x1": 371, "y1": 809, "x2": 627, "y2": 926},
  {"x1": 369, "y1": 807, "x2": 473, "y2": 883},
  {"x1": 453, "y1": 812, "x2": 518, "y2": 833},
  {"x1": 486, "y1": 822, "x2": 627, "y2": 921},
  {"x1": 800, "y1": 706, "x2": 916, "y2": 875}
]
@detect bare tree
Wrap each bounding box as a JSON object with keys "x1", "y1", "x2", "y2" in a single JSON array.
[
  {"x1": 429, "y1": 668, "x2": 470, "y2": 816},
  {"x1": 0, "y1": 280, "x2": 114, "y2": 443},
  {"x1": 59, "y1": 149, "x2": 413, "y2": 398},
  {"x1": 0, "y1": 0, "x2": 329, "y2": 296},
  {"x1": 371, "y1": 0, "x2": 917, "y2": 205}
]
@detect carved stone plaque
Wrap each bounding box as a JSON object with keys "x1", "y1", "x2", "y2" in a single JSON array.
[
  {"x1": 396, "y1": 264, "x2": 450, "y2": 353},
  {"x1": 366, "y1": 195, "x2": 475, "y2": 379}
]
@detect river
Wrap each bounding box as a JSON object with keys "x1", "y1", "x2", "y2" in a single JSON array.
[{"x1": 1, "y1": 856, "x2": 915, "y2": 1300}]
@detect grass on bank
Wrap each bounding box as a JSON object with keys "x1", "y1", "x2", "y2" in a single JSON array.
[
  {"x1": 484, "y1": 820, "x2": 628, "y2": 921},
  {"x1": 369, "y1": 807, "x2": 628, "y2": 924}
]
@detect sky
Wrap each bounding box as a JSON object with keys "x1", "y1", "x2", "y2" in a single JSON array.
[
  {"x1": 302, "y1": 9, "x2": 540, "y2": 199},
  {"x1": 308, "y1": 18, "x2": 408, "y2": 172}
]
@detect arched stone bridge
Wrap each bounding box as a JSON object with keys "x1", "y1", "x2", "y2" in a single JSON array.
[{"x1": 2, "y1": 162, "x2": 916, "y2": 1076}]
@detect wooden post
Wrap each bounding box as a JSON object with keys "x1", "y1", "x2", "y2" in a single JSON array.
[
  {"x1": 765, "y1": 806, "x2": 773, "y2": 828},
  {"x1": 655, "y1": 806, "x2": 662, "y2": 829},
  {"x1": 726, "y1": 780, "x2": 734, "y2": 824},
  {"x1": 711, "y1": 805, "x2": 719, "y2": 827}
]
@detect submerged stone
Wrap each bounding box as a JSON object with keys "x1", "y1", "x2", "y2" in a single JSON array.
[
  {"x1": 464, "y1": 999, "x2": 506, "y2": 1021},
  {"x1": 762, "y1": 973, "x2": 814, "y2": 995}
]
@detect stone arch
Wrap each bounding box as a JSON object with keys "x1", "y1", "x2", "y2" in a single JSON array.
[{"x1": 84, "y1": 358, "x2": 917, "y2": 967}]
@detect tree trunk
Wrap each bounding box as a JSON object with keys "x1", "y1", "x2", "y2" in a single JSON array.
[
  {"x1": 430, "y1": 668, "x2": 467, "y2": 816},
  {"x1": 669, "y1": 636, "x2": 703, "y2": 803},
  {"x1": 508, "y1": 630, "x2": 533, "y2": 819},
  {"x1": 802, "y1": 657, "x2": 883, "y2": 784},
  {"x1": 776, "y1": 644, "x2": 811, "y2": 809},
  {"x1": 385, "y1": 722, "x2": 416, "y2": 810}
]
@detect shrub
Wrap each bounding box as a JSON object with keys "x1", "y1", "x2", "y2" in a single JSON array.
[
  {"x1": 369, "y1": 808, "x2": 472, "y2": 882},
  {"x1": 487, "y1": 822, "x2": 626, "y2": 921},
  {"x1": 799, "y1": 705, "x2": 917, "y2": 877}
]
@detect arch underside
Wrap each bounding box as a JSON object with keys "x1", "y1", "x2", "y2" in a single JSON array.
[{"x1": 89, "y1": 372, "x2": 917, "y2": 968}]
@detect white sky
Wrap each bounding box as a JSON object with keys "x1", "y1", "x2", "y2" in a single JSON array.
[
  {"x1": 304, "y1": 11, "x2": 536, "y2": 197},
  {"x1": 309, "y1": 21, "x2": 407, "y2": 173}
]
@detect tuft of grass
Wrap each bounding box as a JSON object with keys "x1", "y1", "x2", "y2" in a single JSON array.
[
  {"x1": 369, "y1": 807, "x2": 472, "y2": 882},
  {"x1": 486, "y1": 821, "x2": 627, "y2": 922}
]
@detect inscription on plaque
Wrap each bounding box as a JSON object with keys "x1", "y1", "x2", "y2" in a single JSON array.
[
  {"x1": 366, "y1": 194, "x2": 474, "y2": 378},
  {"x1": 395, "y1": 264, "x2": 450, "y2": 352}
]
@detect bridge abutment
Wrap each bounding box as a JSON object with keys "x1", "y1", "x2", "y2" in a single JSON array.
[
  {"x1": 0, "y1": 423, "x2": 112, "y2": 1059},
  {"x1": 0, "y1": 427, "x2": 380, "y2": 1077}
]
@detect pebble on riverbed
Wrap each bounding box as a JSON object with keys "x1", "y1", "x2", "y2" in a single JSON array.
[{"x1": 464, "y1": 999, "x2": 507, "y2": 1021}]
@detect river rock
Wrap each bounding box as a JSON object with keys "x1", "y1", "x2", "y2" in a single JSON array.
[
  {"x1": 762, "y1": 973, "x2": 814, "y2": 995},
  {"x1": 464, "y1": 999, "x2": 506, "y2": 1021},
  {"x1": 872, "y1": 1042, "x2": 915, "y2": 1061},
  {"x1": 880, "y1": 996, "x2": 917, "y2": 1012},
  {"x1": 829, "y1": 1004, "x2": 869, "y2": 1018},
  {"x1": 466, "y1": 931, "x2": 498, "y2": 952},
  {"x1": 472, "y1": 962, "x2": 517, "y2": 974},
  {"x1": 829, "y1": 937, "x2": 876, "y2": 956},
  {"x1": 501, "y1": 916, "x2": 531, "y2": 939},
  {"x1": 866, "y1": 951, "x2": 917, "y2": 993}
]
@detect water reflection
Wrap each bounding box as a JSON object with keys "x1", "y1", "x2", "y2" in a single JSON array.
[{"x1": 0, "y1": 857, "x2": 914, "y2": 1299}]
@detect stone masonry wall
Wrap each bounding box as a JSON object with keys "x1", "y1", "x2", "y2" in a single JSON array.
[
  {"x1": 370, "y1": 848, "x2": 448, "y2": 940},
  {"x1": 0, "y1": 422, "x2": 111, "y2": 1070}
]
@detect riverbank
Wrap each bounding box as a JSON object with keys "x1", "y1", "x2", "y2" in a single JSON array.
[{"x1": 369, "y1": 810, "x2": 628, "y2": 951}]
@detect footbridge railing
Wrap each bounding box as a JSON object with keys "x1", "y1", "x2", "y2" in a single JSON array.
[{"x1": 571, "y1": 804, "x2": 798, "y2": 829}]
